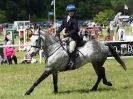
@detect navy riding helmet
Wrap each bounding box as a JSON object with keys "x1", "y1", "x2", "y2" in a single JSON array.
[{"x1": 66, "y1": 4, "x2": 76, "y2": 12}]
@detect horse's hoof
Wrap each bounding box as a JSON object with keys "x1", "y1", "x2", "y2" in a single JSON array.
[
  {"x1": 53, "y1": 90, "x2": 58, "y2": 94},
  {"x1": 25, "y1": 91, "x2": 30, "y2": 96},
  {"x1": 103, "y1": 81, "x2": 112, "y2": 86},
  {"x1": 54, "y1": 91, "x2": 58, "y2": 94},
  {"x1": 90, "y1": 87, "x2": 97, "y2": 91},
  {"x1": 24, "y1": 88, "x2": 34, "y2": 96}
]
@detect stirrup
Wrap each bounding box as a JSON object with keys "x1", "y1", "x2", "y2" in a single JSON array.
[{"x1": 67, "y1": 60, "x2": 76, "y2": 70}]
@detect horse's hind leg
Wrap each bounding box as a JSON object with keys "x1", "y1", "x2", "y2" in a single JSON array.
[
  {"x1": 91, "y1": 61, "x2": 112, "y2": 91},
  {"x1": 102, "y1": 67, "x2": 112, "y2": 86},
  {"x1": 25, "y1": 68, "x2": 52, "y2": 95},
  {"x1": 91, "y1": 61, "x2": 103, "y2": 91}
]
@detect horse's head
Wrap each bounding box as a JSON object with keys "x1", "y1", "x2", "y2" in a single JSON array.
[
  {"x1": 28, "y1": 28, "x2": 61, "y2": 59},
  {"x1": 28, "y1": 28, "x2": 41, "y2": 56}
]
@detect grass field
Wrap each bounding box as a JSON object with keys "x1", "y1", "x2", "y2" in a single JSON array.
[
  {"x1": 0, "y1": 26, "x2": 133, "y2": 99},
  {"x1": 0, "y1": 56, "x2": 133, "y2": 99}
]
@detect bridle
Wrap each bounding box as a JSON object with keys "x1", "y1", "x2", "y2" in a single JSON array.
[
  {"x1": 31, "y1": 28, "x2": 70, "y2": 64},
  {"x1": 33, "y1": 29, "x2": 65, "y2": 58}
]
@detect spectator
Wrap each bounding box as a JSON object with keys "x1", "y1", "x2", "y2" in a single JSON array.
[
  {"x1": 105, "y1": 33, "x2": 111, "y2": 41},
  {"x1": 82, "y1": 27, "x2": 90, "y2": 41},
  {"x1": 92, "y1": 25, "x2": 99, "y2": 40},
  {"x1": 120, "y1": 30, "x2": 124, "y2": 41},
  {"x1": 47, "y1": 25, "x2": 54, "y2": 36},
  {"x1": 79, "y1": 26, "x2": 86, "y2": 38},
  {"x1": 20, "y1": 52, "x2": 38, "y2": 64},
  {"x1": 20, "y1": 24, "x2": 39, "y2": 64},
  {"x1": 20, "y1": 53, "x2": 32, "y2": 64},
  {"x1": 4, "y1": 32, "x2": 11, "y2": 44},
  {"x1": 3, "y1": 41, "x2": 17, "y2": 65}
]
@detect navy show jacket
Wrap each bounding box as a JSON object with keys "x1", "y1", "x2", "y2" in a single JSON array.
[{"x1": 57, "y1": 15, "x2": 82, "y2": 43}]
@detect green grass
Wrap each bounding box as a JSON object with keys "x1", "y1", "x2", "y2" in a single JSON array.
[
  {"x1": 0, "y1": 26, "x2": 133, "y2": 99},
  {"x1": 0, "y1": 58, "x2": 133, "y2": 99}
]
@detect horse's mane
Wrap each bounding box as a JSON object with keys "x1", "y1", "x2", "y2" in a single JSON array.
[{"x1": 40, "y1": 29, "x2": 58, "y2": 43}]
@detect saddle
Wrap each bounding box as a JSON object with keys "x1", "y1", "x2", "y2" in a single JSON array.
[{"x1": 63, "y1": 41, "x2": 85, "y2": 70}]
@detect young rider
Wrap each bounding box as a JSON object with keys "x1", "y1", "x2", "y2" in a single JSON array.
[{"x1": 57, "y1": 4, "x2": 82, "y2": 69}]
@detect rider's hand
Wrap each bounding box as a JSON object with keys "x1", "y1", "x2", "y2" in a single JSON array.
[
  {"x1": 63, "y1": 34, "x2": 67, "y2": 38},
  {"x1": 63, "y1": 33, "x2": 69, "y2": 38}
]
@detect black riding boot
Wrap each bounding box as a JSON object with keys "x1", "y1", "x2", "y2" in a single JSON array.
[{"x1": 67, "y1": 52, "x2": 76, "y2": 70}]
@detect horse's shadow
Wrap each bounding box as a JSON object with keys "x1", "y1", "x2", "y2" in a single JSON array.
[
  {"x1": 58, "y1": 87, "x2": 116, "y2": 94},
  {"x1": 58, "y1": 89, "x2": 90, "y2": 94},
  {"x1": 58, "y1": 84, "x2": 133, "y2": 94}
]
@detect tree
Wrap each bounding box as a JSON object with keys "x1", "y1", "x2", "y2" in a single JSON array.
[
  {"x1": 110, "y1": 0, "x2": 127, "y2": 14},
  {"x1": 77, "y1": 1, "x2": 91, "y2": 19},
  {"x1": 0, "y1": 10, "x2": 7, "y2": 22},
  {"x1": 127, "y1": 0, "x2": 133, "y2": 15},
  {"x1": 94, "y1": 9, "x2": 115, "y2": 26},
  {"x1": 0, "y1": 0, "x2": 132, "y2": 22},
  {"x1": 5, "y1": 1, "x2": 19, "y2": 21},
  {"x1": 17, "y1": 10, "x2": 27, "y2": 20}
]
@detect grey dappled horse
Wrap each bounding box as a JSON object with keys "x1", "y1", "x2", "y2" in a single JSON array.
[{"x1": 25, "y1": 29, "x2": 126, "y2": 95}]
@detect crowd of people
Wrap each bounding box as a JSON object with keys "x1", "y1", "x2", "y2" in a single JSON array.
[{"x1": 0, "y1": 24, "x2": 39, "y2": 65}]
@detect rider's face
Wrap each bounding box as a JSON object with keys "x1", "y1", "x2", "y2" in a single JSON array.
[{"x1": 68, "y1": 11, "x2": 75, "y2": 17}]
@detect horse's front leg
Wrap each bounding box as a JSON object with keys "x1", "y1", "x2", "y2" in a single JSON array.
[
  {"x1": 25, "y1": 68, "x2": 53, "y2": 95},
  {"x1": 52, "y1": 71, "x2": 58, "y2": 93}
]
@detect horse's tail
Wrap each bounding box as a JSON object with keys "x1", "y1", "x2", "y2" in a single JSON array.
[{"x1": 107, "y1": 43, "x2": 127, "y2": 71}]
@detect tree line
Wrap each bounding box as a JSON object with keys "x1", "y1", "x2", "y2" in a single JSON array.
[{"x1": 0, "y1": 0, "x2": 133, "y2": 23}]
